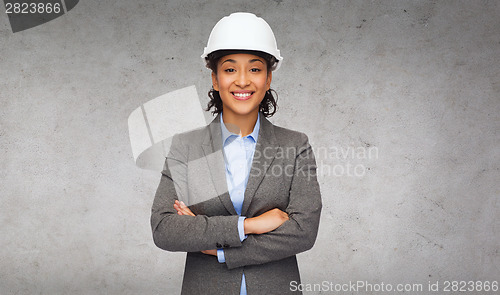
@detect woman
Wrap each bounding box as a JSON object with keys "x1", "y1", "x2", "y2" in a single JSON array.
[{"x1": 151, "y1": 12, "x2": 322, "y2": 294}]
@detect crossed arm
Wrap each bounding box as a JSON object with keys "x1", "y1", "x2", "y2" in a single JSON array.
[
  {"x1": 151, "y1": 132, "x2": 321, "y2": 269},
  {"x1": 173, "y1": 199, "x2": 290, "y2": 256}
]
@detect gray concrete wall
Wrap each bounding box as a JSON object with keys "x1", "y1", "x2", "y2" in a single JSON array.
[{"x1": 1, "y1": 0, "x2": 498, "y2": 294}]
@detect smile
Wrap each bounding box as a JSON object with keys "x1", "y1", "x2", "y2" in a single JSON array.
[{"x1": 232, "y1": 92, "x2": 254, "y2": 100}]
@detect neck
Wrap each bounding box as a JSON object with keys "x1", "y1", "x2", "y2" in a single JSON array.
[{"x1": 222, "y1": 110, "x2": 259, "y2": 137}]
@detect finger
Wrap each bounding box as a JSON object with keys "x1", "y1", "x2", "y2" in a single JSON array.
[
  {"x1": 177, "y1": 200, "x2": 189, "y2": 211},
  {"x1": 185, "y1": 209, "x2": 196, "y2": 217},
  {"x1": 174, "y1": 205, "x2": 190, "y2": 216},
  {"x1": 180, "y1": 201, "x2": 196, "y2": 216},
  {"x1": 178, "y1": 206, "x2": 194, "y2": 216},
  {"x1": 173, "y1": 203, "x2": 182, "y2": 214},
  {"x1": 174, "y1": 201, "x2": 189, "y2": 214}
]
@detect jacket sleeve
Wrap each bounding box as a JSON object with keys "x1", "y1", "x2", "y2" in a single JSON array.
[
  {"x1": 223, "y1": 135, "x2": 322, "y2": 269},
  {"x1": 150, "y1": 134, "x2": 243, "y2": 252}
]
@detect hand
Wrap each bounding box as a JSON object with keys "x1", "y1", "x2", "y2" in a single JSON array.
[
  {"x1": 173, "y1": 200, "x2": 195, "y2": 216},
  {"x1": 201, "y1": 249, "x2": 217, "y2": 256},
  {"x1": 244, "y1": 208, "x2": 289, "y2": 235}
]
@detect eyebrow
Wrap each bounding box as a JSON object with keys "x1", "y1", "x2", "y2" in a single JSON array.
[{"x1": 220, "y1": 59, "x2": 265, "y2": 66}]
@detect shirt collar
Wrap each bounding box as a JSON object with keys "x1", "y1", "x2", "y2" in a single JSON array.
[{"x1": 220, "y1": 112, "x2": 260, "y2": 146}]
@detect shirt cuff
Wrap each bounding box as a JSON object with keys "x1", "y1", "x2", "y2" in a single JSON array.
[
  {"x1": 217, "y1": 249, "x2": 226, "y2": 263},
  {"x1": 238, "y1": 216, "x2": 248, "y2": 242}
]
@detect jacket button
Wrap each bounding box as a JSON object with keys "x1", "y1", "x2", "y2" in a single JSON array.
[
  {"x1": 216, "y1": 243, "x2": 222, "y2": 248},
  {"x1": 223, "y1": 243, "x2": 229, "y2": 248}
]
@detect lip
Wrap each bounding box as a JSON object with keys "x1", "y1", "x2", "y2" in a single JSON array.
[{"x1": 231, "y1": 91, "x2": 254, "y2": 101}]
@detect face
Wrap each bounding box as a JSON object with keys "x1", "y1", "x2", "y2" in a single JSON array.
[{"x1": 212, "y1": 53, "x2": 272, "y2": 119}]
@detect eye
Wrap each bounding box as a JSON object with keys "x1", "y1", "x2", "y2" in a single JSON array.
[
  {"x1": 224, "y1": 68, "x2": 235, "y2": 73},
  {"x1": 250, "y1": 68, "x2": 261, "y2": 72}
]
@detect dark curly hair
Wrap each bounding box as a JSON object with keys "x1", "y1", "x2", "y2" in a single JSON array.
[{"x1": 204, "y1": 49, "x2": 279, "y2": 117}]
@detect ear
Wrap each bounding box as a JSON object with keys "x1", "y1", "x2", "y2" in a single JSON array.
[
  {"x1": 266, "y1": 71, "x2": 272, "y2": 90},
  {"x1": 212, "y1": 72, "x2": 219, "y2": 91}
]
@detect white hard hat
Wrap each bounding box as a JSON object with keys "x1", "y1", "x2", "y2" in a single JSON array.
[{"x1": 201, "y1": 12, "x2": 283, "y2": 71}]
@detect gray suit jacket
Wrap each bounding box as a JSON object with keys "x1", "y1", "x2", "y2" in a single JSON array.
[{"x1": 151, "y1": 113, "x2": 322, "y2": 294}]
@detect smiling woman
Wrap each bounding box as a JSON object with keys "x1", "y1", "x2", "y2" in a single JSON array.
[
  {"x1": 205, "y1": 49, "x2": 280, "y2": 122},
  {"x1": 151, "y1": 12, "x2": 322, "y2": 295}
]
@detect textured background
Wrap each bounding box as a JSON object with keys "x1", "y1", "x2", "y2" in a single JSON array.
[{"x1": 1, "y1": 0, "x2": 499, "y2": 294}]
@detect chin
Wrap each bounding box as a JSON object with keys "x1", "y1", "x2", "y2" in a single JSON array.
[
  {"x1": 221, "y1": 101, "x2": 257, "y2": 115},
  {"x1": 234, "y1": 110, "x2": 257, "y2": 117}
]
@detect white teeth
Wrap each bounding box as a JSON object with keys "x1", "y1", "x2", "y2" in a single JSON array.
[{"x1": 233, "y1": 92, "x2": 251, "y2": 98}]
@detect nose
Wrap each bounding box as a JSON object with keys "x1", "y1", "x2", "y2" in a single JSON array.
[{"x1": 235, "y1": 71, "x2": 250, "y2": 87}]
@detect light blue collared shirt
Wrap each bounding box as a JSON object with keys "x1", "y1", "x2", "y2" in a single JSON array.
[{"x1": 217, "y1": 112, "x2": 260, "y2": 295}]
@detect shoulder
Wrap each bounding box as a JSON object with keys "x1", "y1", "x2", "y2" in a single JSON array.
[
  {"x1": 168, "y1": 125, "x2": 211, "y2": 158},
  {"x1": 269, "y1": 121, "x2": 310, "y2": 148},
  {"x1": 268, "y1": 121, "x2": 316, "y2": 161},
  {"x1": 172, "y1": 125, "x2": 209, "y2": 145}
]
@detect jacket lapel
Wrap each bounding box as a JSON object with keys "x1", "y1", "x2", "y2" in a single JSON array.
[
  {"x1": 201, "y1": 114, "x2": 237, "y2": 215},
  {"x1": 241, "y1": 116, "x2": 278, "y2": 216}
]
